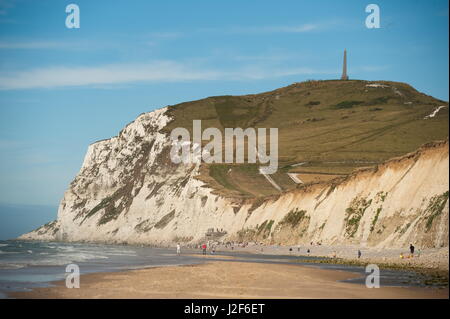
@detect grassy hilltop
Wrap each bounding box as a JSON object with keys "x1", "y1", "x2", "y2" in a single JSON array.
[{"x1": 164, "y1": 79, "x2": 449, "y2": 198}]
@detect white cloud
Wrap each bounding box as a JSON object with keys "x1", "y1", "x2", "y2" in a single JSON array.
[
  {"x1": 201, "y1": 23, "x2": 320, "y2": 35},
  {"x1": 0, "y1": 39, "x2": 123, "y2": 50},
  {"x1": 0, "y1": 41, "x2": 66, "y2": 49},
  {"x1": 251, "y1": 24, "x2": 318, "y2": 33},
  {"x1": 0, "y1": 61, "x2": 221, "y2": 90},
  {"x1": 0, "y1": 60, "x2": 337, "y2": 90},
  {"x1": 0, "y1": 23, "x2": 321, "y2": 50}
]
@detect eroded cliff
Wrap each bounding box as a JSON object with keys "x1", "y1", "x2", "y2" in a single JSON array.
[{"x1": 19, "y1": 105, "x2": 449, "y2": 249}]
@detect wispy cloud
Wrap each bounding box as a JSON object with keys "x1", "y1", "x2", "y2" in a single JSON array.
[
  {"x1": 0, "y1": 61, "x2": 221, "y2": 90},
  {"x1": 0, "y1": 39, "x2": 126, "y2": 50},
  {"x1": 239, "y1": 24, "x2": 319, "y2": 33},
  {"x1": 0, "y1": 0, "x2": 14, "y2": 16},
  {"x1": 144, "y1": 23, "x2": 320, "y2": 39},
  {"x1": 0, "y1": 41, "x2": 68, "y2": 49},
  {"x1": 0, "y1": 60, "x2": 336, "y2": 90},
  {"x1": 200, "y1": 23, "x2": 320, "y2": 35},
  {"x1": 0, "y1": 31, "x2": 185, "y2": 51},
  {"x1": 0, "y1": 22, "x2": 323, "y2": 51}
]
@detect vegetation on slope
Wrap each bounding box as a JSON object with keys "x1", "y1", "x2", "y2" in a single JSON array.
[{"x1": 164, "y1": 80, "x2": 449, "y2": 198}]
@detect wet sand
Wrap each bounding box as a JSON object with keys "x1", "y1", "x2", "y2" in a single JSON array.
[
  {"x1": 11, "y1": 261, "x2": 449, "y2": 299},
  {"x1": 210, "y1": 244, "x2": 449, "y2": 271}
]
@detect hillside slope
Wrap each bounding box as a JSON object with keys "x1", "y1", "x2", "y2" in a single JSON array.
[
  {"x1": 166, "y1": 79, "x2": 449, "y2": 197},
  {"x1": 19, "y1": 80, "x2": 449, "y2": 248}
]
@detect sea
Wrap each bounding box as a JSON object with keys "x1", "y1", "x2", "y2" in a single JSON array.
[{"x1": 0, "y1": 240, "x2": 203, "y2": 298}]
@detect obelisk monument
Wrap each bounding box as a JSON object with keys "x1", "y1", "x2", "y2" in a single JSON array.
[{"x1": 341, "y1": 49, "x2": 349, "y2": 80}]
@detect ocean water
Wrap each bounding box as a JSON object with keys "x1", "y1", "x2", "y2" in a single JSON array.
[{"x1": 0, "y1": 240, "x2": 203, "y2": 298}]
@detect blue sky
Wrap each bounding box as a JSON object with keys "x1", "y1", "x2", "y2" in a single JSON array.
[{"x1": 0, "y1": 0, "x2": 448, "y2": 237}]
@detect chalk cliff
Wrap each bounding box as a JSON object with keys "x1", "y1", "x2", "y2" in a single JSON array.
[{"x1": 19, "y1": 104, "x2": 449, "y2": 248}]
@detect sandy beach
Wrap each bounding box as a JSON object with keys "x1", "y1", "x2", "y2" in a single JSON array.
[{"x1": 11, "y1": 260, "x2": 449, "y2": 299}]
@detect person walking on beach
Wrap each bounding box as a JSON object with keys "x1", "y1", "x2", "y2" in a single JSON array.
[
  {"x1": 358, "y1": 250, "x2": 362, "y2": 259},
  {"x1": 176, "y1": 243, "x2": 181, "y2": 255},
  {"x1": 202, "y1": 243, "x2": 207, "y2": 255},
  {"x1": 410, "y1": 244, "x2": 415, "y2": 256}
]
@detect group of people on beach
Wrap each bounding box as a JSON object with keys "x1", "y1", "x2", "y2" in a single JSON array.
[
  {"x1": 175, "y1": 241, "x2": 421, "y2": 262},
  {"x1": 400, "y1": 244, "x2": 420, "y2": 259},
  {"x1": 175, "y1": 242, "x2": 215, "y2": 256},
  {"x1": 197, "y1": 242, "x2": 217, "y2": 255}
]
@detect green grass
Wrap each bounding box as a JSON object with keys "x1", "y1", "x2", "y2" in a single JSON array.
[
  {"x1": 256, "y1": 220, "x2": 275, "y2": 239},
  {"x1": 370, "y1": 206, "x2": 383, "y2": 232},
  {"x1": 345, "y1": 197, "x2": 372, "y2": 237},
  {"x1": 333, "y1": 100, "x2": 364, "y2": 109},
  {"x1": 368, "y1": 96, "x2": 390, "y2": 105},
  {"x1": 163, "y1": 79, "x2": 449, "y2": 197},
  {"x1": 425, "y1": 191, "x2": 449, "y2": 231},
  {"x1": 279, "y1": 209, "x2": 308, "y2": 227},
  {"x1": 305, "y1": 100, "x2": 321, "y2": 106},
  {"x1": 208, "y1": 164, "x2": 252, "y2": 196}
]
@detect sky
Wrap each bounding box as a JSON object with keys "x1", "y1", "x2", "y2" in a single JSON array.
[{"x1": 0, "y1": 0, "x2": 448, "y2": 238}]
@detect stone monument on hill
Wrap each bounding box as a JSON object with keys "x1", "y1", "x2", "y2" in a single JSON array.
[{"x1": 341, "y1": 49, "x2": 349, "y2": 80}]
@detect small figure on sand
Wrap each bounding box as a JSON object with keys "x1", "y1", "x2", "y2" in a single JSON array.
[
  {"x1": 409, "y1": 244, "x2": 415, "y2": 257},
  {"x1": 307, "y1": 249, "x2": 310, "y2": 254},
  {"x1": 176, "y1": 243, "x2": 181, "y2": 255},
  {"x1": 202, "y1": 243, "x2": 207, "y2": 255},
  {"x1": 358, "y1": 250, "x2": 361, "y2": 259}
]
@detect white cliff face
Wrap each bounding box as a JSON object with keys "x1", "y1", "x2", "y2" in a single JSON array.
[{"x1": 19, "y1": 106, "x2": 449, "y2": 249}]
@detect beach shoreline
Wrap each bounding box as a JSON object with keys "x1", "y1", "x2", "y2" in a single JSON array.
[
  {"x1": 10, "y1": 261, "x2": 449, "y2": 299},
  {"x1": 13, "y1": 239, "x2": 449, "y2": 271},
  {"x1": 4, "y1": 240, "x2": 448, "y2": 299}
]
